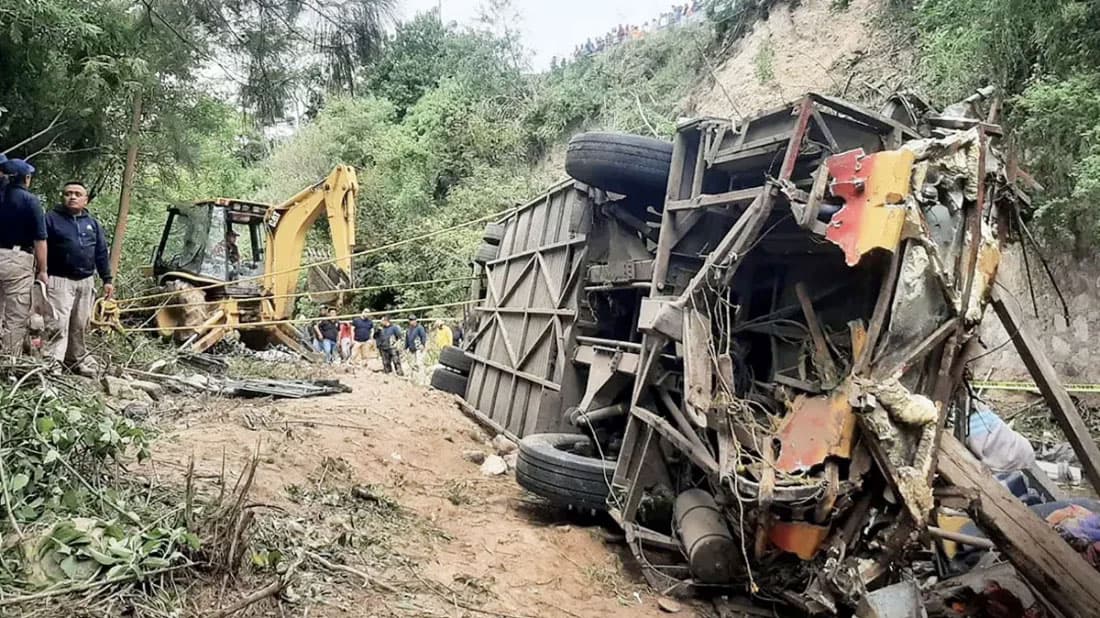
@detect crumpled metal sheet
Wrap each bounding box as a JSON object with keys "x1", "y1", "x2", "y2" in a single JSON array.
[
  {"x1": 825, "y1": 148, "x2": 916, "y2": 266},
  {"x1": 769, "y1": 520, "x2": 831, "y2": 560},
  {"x1": 775, "y1": 391, "x2": 857, "y2": 473}
]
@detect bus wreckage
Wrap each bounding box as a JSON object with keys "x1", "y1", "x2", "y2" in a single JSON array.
[{"x1": 442, "y1": 91, "x2": 1100, "y2": 615}]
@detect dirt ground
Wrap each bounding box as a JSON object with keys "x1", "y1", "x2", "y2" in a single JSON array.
[{"x1": 147, "y1": 361, "x2": 706, "y2": 617}]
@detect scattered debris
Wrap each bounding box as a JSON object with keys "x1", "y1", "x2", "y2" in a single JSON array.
[
  {"x1": 657, "y1": 596, "x2": 683, "y2": 613},
  {"x1": 462, "y1": 450, "x2": 488, "y2": 464},
  {"x1": 221, "y1": 378, "x2": 351, "y2": 399},
  {"x1": 491, "y1": 434, "x2": 518, "y2": 455},
  {"x1": 480, "y1": 455, "x2": 508, "y2": 476}
]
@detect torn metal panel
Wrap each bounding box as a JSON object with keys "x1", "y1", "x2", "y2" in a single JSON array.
[
  {"x1": 775, "y1": 392, "x2": 857, "y2": 474},
  {"x1": 769, "y1": 521, "x2": 830, "y2": 560},
  {"x1": 855, "y1": 580, "x2": 926, "y2": 618},
  {"x1": 825, "y1": 148, "x2": 916, "y2": 266}
]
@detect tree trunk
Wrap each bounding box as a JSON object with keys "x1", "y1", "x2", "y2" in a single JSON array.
[{"x1": 109, "y1": 90, "x2": 144, "y2": 277}]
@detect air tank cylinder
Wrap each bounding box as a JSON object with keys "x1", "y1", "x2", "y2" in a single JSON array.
[{"x1": 673, "y1": 489, "x2": 737, "y2": 584}]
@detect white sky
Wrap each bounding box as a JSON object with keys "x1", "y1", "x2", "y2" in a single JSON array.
[{"x1": 398, "y1": 0, "x2": 680, "y2": 69}]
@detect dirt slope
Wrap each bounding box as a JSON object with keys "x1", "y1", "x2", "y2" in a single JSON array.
[
  {"x1": 148, "y1": 365, "x2": 699, "y2": 617},
  {"x1": 688, "y1": 0, "x2": 914, "y2": 119}
]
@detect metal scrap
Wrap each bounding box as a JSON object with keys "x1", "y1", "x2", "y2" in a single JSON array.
[{"x1": 220, "y1": 379, "x2": 351, "y2": 399}]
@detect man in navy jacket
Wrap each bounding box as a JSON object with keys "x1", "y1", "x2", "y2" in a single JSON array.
[{"x1": 45, "y1": 181, "x2": 112, "y2": 371}]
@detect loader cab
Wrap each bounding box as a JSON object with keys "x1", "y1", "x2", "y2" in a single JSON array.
[{"x1": 153, "y1": 199, "x2": 269, "y2": 290}]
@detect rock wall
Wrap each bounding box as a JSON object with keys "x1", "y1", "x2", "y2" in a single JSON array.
[
  {"x1": 686, "y1": 0, "x2": 914, "y2": 119},
  {"x1": 975, "y1": 243, "x2": 1100, "y2": 382}
]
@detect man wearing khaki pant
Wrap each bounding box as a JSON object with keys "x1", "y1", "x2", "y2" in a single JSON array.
[
  {"x1": 45, "y1": 181, "x2": 113, "y2": 371},
  {"x1": 0, "y1": 159, "x2": 49, "y2": 355}
]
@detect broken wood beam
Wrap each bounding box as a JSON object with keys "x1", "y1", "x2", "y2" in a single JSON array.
[
  {"x1": 795, "y1": 282, "x2": 839, "y2": 386},
  {"x1": 991, "y1": 288, "x2": 1100, "y2": 494},
  {"x1": 936, "y1": 435, "x2": 1100, "y2": 618}
]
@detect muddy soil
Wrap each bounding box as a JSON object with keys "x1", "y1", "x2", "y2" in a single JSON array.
[{"x1": 148, "y1": 362, "x2": 705, "y2": 617}]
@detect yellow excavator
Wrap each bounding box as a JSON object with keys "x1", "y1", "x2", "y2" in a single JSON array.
[{"x1": 123, "y1": 166, "x2": 358, "y2": 353}]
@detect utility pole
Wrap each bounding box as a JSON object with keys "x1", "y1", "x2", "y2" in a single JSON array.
[{"x1": 110, "y1": 90, "x2": 143, "y2": 276}]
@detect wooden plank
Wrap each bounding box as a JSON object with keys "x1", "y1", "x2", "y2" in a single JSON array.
[
  {"x1": 992, "y1": 288, "x2": 1100, "y2": 494},
  {"x1": 854, "y1": 246, "x2": 903, "y2": 376},
  {"x1": 795, "y1": 282, "x2": 838, "y2": 386},
  {"x1": 937, "y1": 435, "x2": 1100, "y2": 618}
]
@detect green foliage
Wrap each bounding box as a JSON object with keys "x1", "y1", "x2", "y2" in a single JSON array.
[
  {"x1": 245, "y1": 12, "x2": 716, "y2": 316},
  {"x1": 910, "y1": 0, "x2": 1100, "y2": 251},
  {"x1": 754, "y1": 38, "x2": 776, "y2": 84},
  {"x1": 1, "y1": 384, "x2": 148, "y2": 526},
  {"x1": 523, "y1": 24, "x2": 710, "y2": 152}
]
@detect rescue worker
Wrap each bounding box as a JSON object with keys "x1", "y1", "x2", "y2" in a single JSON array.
[
  {"x1": 431, "y1": 319, "x2": 453, "y2": 350},
  {"x1": 350, "y1": 310, "x2": 374, "y2": 365},
  {"x1": 375, "y1": 314, "x2": 403, "y2": 376},
  {"x1": 405, "y1": 315, "x2": 428, "y2": 382},
  {"x1": 0, "y1": 159, "x2": 48, "y2": 355},
  {"x1": 45, "y1": 181, "x2": 113, "y2": 371}
]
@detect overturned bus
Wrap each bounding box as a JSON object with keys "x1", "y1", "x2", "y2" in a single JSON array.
[{"x1": 432, "y1": 92, "x2": 1077, "y2": 613}]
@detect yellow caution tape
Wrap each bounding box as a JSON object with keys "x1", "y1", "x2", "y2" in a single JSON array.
[{"x1": 972, "y1": 380, "x2": 1100, "y2": 394}]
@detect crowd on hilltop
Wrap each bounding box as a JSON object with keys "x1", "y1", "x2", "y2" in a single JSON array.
[{"x1": 555, "y1": 1, "x2": 705, "y2": 67}]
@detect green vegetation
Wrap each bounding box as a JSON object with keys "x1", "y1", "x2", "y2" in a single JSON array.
[
  {"x1": 76, "y1": 8, "x2": 714, "y2": 316},
  {"x1": 906, "y1": 0, "x2": 1100, "y2": 252}
]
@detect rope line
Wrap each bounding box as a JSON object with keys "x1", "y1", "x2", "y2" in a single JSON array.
[
  {"x1": 115, "y1": 276, "x2": 479, "y2": 315},
  {"x1": 113, "y1": 207, "x2": 514, "y2": 307},
  {"x1": 118, "y1": 300, "x2": 481, "y2": 334}
]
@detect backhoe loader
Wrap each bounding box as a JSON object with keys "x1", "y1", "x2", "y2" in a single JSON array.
[{"x1": 116, "y1": 166, "x2": 358, "y2": 353}]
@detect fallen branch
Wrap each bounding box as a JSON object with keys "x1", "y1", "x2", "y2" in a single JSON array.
[
  {"x1": 0, "y1": 423, "x2": 25, "y2": 539},
  {"x1": 305, "y1": 550, "x2": 398, "y2": 593},
  {"x1": 0, "y1": 563, "x2": 196, "y2": 607},
  {"x1": 633, "y1": 93, "x2": 659, "y2": 138},
  {"x1": 282, "y1": 419, "x2": 371, "y2": 432},
  {"x1": 1, "y1": 111, "x2": 65, "y2": 155},
  {"x1": 407, "y1": 566, "x2": 535, "y2": 618},
  {"x1": 210, "y1": 558, "x2": 299, "y2": 618}
]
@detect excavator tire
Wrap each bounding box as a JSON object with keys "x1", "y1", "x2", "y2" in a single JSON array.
[
  {"x1": 155, "y1": 281, "x2": 209, "y2": 341},
  {"x1": 438, "y1": 346, "x2": 473, "y2": 375},
  {"x1": 516, "y1": 433, "x2": 615, "y2": 512},
  {"x1": 483, "y1": 222, "x2": 505, "y2": 245},
  {"x1": 565, "y1": 132, "x2": 673, "y2": 197},
  {"x1": 473, "y1": 243, "x2": 499, "y2": 265},
  {"x1": 430, "y1": 367, "x2": 468, "y2": 396}
]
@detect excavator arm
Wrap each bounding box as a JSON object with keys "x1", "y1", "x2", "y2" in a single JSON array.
[{"x1": 262, "y1": 165, "x2": 359, "y2": 320}]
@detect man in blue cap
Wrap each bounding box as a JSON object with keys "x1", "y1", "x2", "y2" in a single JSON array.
[
  {"x1": 45, "y1": 180, "x2": 113, "y2": 372},
  {"x1": 0, "y1": 158, "x2": 48, "y2": 355}
]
